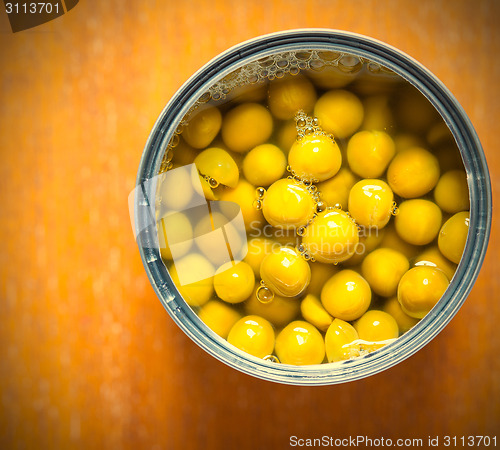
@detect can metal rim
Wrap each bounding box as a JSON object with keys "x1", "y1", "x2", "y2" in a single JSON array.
[{"x1": 135, "y1": 29, "x2": 492, "y2": 385}]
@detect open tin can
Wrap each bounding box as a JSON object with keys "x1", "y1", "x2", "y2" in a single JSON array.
[{"x1": 132, "y1": 29, "x2": 492, "y2": 385}]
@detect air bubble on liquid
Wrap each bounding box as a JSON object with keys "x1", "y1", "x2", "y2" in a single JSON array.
[
  {"x1": 334, "y1": 203, "x2": 343, "y2": 210},
  {"x1": 198, "y1": 92, "x2": 211, "y2": 103},
  {"x1": 297, "y1": 226, "x2": 306, "y2": 237},
  {"x1": 296, "y1": 51, "x2": 312, "y2": 61},
  {"x1": 256, "y1": 187, "x2": 266, "y2": 198},
  {"x1": 256, "y1": 284, "x2": 274, "y2": 304},
  {"x1": 253, "y1": 199, "x2": 262, "y2": 210},
  {"x1": 391, "y1": 201, "x2": 399, "y2": 216},
  {"x1": 170, "y1": 134, "x2": 180, "y2": 148},
  {"x1": 207, "y1": 177, "x2": 219, "y2": 188},
  {"x1": 316, "y1": 201, "x2": 326, "y2": 213}
]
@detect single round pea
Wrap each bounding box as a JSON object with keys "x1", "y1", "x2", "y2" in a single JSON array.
[
  {"x1": 348, "y1": 179, "x2": 394, "y2": 229},
  {"x1": 221, "y1": 103, "x2": 273, "y2": 153},
  {"x1": 262, "y1": 178, "x2": 316, "y2": 229},
  {"x1": 395, "y1": 199, "x2": 442, "y2": 246},
  {"x1": 314, "y1": 90, "x2": 364, "y2": 139},
  {"x1": 169, "y1": 254, "x2": 214, "y2": 307},
  {"x1": 220, "y1": 179, "x2": 265, "y2": 231},
  {"x1": 183, "y1": 106, "x2": 222, "y2": 149},
  {"x1": 227, "y1": 315, "x2": 275, "y2": 358},
  {"x1": 347, "y1": 130, "x2": 396, "y2": 178},
  {"x1": 324, "y1": 319, "x2": 360, "y2": 363},
  {"x1": 214, "y1": 261, "x2": 255, "y2": 304},
  {"x1": 300, "y1": 294, "x2": 333, "y2": 332},
  {"x1": 198, "y1": 300, "x2": 242, "y2": 339},
  {"x1": 383, "y1": 297, "x2": 419, "y2": 334},
  {"x1": 158, "y1": 212, "x2": 193, "y2": 261},
  {"x1": 268, "y1": 74, "x2": 317, "y2": 120},
  {"x1": 387, "y1": 147, "x2": 440, "y2": 198},
  {"x1": 243, "y1": 143, "x2": 286, "y2": 186},
  {"x1": 355, "y1": 310, "x2": 399, "y2": 344},
  {"x1": 288, "y1": 134, "x2": 342, "y2": 182},
  {"x1": 194, "y1": 147, "x2": 239, "y2": 188},
  {"x1": 302, "y1": 209, "x2": 359, "y2": 264},
  {"x1": 275, "y1": 321, "x2": 325, "y2": 365},
  {"x1": 245, "y1": 286, "x2": 300, "y2": 328},
  {"x1": 413, "y1": 246, "x2": 457, "y2": 281},
  {"x1": 316, "y1": 167, "x2": 357, "y2": 210},
  {"x1": 397, "y1": 266, "x2": 449, "y2": 319},
  {"x1": 260, "y1": 246, "x2": 311, "y2": 297},
  {"x1": 158, "y1": 166, "x2": 194, "y2": 213},
  {"x1": 361, "y1": 248, "x2": 410, "y2": 297},
  {"x1": 433, "y1": 170, "x2": 469, "y2": 214},
  {"x1": 438, "y1": 211, "x2": 469, "y2": 264},
  {"x1": 321, "y1": 270, "x2": 372, "y2": 321}
]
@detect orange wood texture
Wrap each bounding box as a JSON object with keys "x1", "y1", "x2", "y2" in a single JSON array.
[{"x1": 1, "y1": 1, "x2": 499, "y2": 449}]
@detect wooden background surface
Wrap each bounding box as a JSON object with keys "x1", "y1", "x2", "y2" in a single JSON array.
[{"x1": 1, "y1": 1, "x2": 499, "y2": 449}]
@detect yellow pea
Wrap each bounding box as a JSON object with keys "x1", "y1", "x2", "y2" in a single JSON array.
[
  {"x1": 227, "y1": 315, "x2": 275, "y2": 358},
  {"x1": 302, "y1": 209, "x2": 359, "y2": 264},
  {"x1": 395, "y1": 199, "x2": 442, "y2": 246},
  {"x1": 198, "y1": 300, "x2": 242, "y2": 339},
  {"x1": 157, "y1": 212, "x2": 193, "y2": 261},
  {"x1": 300, "y1": 294, "x2": 333, "y2": 332},
  {"x1": 325, "y1": 319, "x2": 360, "y2": 363},
  {"x1": 321, "y1": 270, "x2": 372, "y2": 321},
  {"x1": 314, "y1": 89, "x2": 364, "y2": 139},
  {"x1": 222, "y1": 103, "x2": 273, "y2": 153},
  {"x1": 169, "y1": 254, "x2": 214, "y2": 307},
  {"x1": 438, "y1": 211, "x2": 469, "y2": 264},
  {"x1": 260, "y1": 246, "x2": 311, "y2": 297},
  {"x1": 288, "y1": 134, "x2": 342, "y2": 182},
  {"x1": 354, "y1": 310, "x2": 399, "y2": 352},
  {"x1": 361, "y1": 248, "x2": 410, "y2": 297},
  {"x1": 183, "y1": 106, "x2": 222, "y2": 149},
  {"x1": 347, "y1": 130, "x2": 396, "y2": 178},
  {"x1": 397, "y1": 266, "x2": 449, "y2": 319},
  {"x1": 243, "y1": 143, "x2": 286, "y2": 186},
  {"x1": 387, "y1": 147, "x2": 440, "y2": 198},
  {"x1": 262, "y1": 178, "x2": 316, "y2": 229},
  {"x1": 268, "y1": 74, "x2": 317, "y2": 120},
  {"x1": 433, "y1": 170, "x2": 469, "y2": 214},
  {"x1": 214, "y1": 261, "x2": 255, "y2": 304},
  {"x1": 275, "y1": 321, "x2": 325, "y2": 365},
  {"x1": 348, "y1": 179, "x2": 394, "y2": 229},
  {"x1": 194, "y1": 147, "x2": 239, "y2": 188}
]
